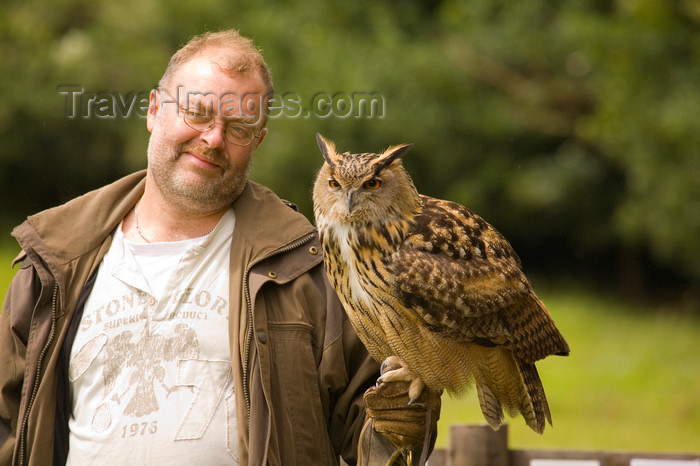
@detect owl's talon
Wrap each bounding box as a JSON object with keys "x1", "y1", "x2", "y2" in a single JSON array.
[
  {"x1": 378, "y1": 365, "x2": 413, "y2": 384},
  {"x1": 380, "y1": 355, "x2": 403, "y2": 376},
  {"x1": 408, "y1": 377, "x2": 426, "y2": 402},
  {"x1": 377, "y1": 356, "x2": 426, "y2": 403}
]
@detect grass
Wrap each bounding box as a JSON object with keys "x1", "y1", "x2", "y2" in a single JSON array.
[
  {"x1": 1, "y1": 244, "x2": 698, "y2": 454},
  {"x1": 436, "y1": 288, "x2": 700, "y2": 454}
]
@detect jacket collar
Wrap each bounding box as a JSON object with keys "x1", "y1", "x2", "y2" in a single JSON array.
[
  {"x1": 230, "y1": 180, "x2": 317, "y2": 265},
  {"x1": 14, "y1": 171, "x2": 147, "y2": 267}
]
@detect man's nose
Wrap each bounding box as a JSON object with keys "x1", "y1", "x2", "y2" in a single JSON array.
[{"x1": 200, "y1": 122, "x2": 226, "y2": 148}]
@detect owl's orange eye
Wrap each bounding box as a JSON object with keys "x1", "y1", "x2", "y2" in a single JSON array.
[
  {"x1": 363, "y1": 178, "x2": 382, "y2": 190},
  {"x1": 328, "y1": 179, "x2": 340, "y2": 189}
]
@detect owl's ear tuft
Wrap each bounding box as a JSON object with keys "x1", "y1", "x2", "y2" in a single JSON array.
[
  {"x1": 374, "y1": 143, "x2": 413, "y2": 175},
  {"x1": 316, "y1": 133, "x2": 337, "y2": 168}
]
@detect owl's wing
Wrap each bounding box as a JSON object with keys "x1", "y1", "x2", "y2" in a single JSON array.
[{"x1": 389, "y1": 196, "x2": 569, "y2": 362}]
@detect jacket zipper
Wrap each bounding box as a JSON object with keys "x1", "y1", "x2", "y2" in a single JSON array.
[
  {"x1": 241, "y1": 232, "x2": 316, "y2": 416},
  {"x1": 18, "y1": 281, "x2": 59, "y2": 466}
]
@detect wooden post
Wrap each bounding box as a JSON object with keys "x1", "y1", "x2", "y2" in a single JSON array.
[
  {"x1": 449, "y1": 424, "x2": 509, "y2": 466},
  {"x1": 429, "y1": 448, "x2": 448, "y2": 466}
]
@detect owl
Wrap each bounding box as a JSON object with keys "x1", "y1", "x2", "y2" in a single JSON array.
[{"x1": 312, "y1": 133, "x2": 569, "y2": 434}]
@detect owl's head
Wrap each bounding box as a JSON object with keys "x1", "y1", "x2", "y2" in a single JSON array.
[{"x1": 313, "y1": 133, "x2": 421, "y2": 226}]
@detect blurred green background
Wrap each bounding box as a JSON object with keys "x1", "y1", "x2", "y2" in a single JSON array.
[{"x1": 1, "y1": 0, "x2": 699, "y2": 454}]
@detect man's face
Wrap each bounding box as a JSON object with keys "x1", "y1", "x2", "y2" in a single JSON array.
[{"x1": 146, "y1": 50, "x2": 268, "y2": 214}]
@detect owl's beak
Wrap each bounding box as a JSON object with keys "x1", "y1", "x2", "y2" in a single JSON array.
[{"x1": 346, "y1": 190, "x2": 357, "y2": 213}]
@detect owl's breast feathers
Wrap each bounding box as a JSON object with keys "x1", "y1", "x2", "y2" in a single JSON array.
[{"x1": 387, "y1": 196, "x2": 570, "y2": 363}]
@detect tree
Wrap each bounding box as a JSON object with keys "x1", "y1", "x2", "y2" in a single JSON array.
[{"x1": 1, "y1": 0, "x2": 698, "y2": 298}]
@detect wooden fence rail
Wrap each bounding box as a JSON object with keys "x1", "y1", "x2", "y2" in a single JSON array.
[{"x1": 428, "y1": 424, "x2": 699, "y2": 466}]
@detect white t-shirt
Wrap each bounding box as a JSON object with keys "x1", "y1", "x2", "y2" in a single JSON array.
[{"x1": 67, "y1": 209, "x2": 238, "y2": 465}]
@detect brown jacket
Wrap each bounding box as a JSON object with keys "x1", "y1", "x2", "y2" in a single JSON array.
[{"x1": 0, "y1": 171, "x2": 382, "y2": 465}]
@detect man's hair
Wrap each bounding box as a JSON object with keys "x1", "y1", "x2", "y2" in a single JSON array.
[{"x1": 158, "y1": 29, "x2": 274, "y2": 122}]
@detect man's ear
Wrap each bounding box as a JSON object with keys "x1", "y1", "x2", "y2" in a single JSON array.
[
  {"x1": 146, "y1": 89, "x2": 158, "y2": 133},
  {"x1": 256, "y1": 127, "x2": 268, "y2": 147}
]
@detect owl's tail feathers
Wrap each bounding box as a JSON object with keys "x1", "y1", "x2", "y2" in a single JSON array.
[
  {"x1": 515, "y1": 358, "x2": 552, "y2": 433},
  {"x1": 469, "y1": 344, "x2": 551, "y2": 434}
]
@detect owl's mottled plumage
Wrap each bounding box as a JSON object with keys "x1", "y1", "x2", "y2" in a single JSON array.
[{"x1": 312, "y1": 134, "x2": 569, "y2": 433}]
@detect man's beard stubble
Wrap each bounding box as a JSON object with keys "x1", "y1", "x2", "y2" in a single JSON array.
[{"x1": 147, "y1": 130, "x2": 252, "y2": 215}]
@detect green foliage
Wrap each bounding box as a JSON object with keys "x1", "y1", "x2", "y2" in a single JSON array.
[{"x1": 1, "y1": 0, "x2": 699, "y2": 292}]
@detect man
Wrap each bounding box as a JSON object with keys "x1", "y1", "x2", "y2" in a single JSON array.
[{"x1": 0, "y1": 30, "x2": 438, "y2": 465}]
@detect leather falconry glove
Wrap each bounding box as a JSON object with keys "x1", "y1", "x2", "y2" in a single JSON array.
[{"x1": 363, "y1": 379, "x2": 441, "y2": 455}]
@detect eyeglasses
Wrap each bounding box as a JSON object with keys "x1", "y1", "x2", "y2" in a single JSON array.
[{"x1": 158, "y1": 88, "x2": 262, "y2": 147}]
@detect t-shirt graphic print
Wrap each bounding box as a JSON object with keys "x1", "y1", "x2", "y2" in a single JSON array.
[{"x1": 66, "y1": 209, "x2": 238, "y2": 465}]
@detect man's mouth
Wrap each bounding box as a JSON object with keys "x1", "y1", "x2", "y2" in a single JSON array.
[
  {"x1": 182, "y1": 151, "x2": 220, "y2": 169},
  {"x1": 178, "y1": 144, "x2": 225, "y2": 170}
]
